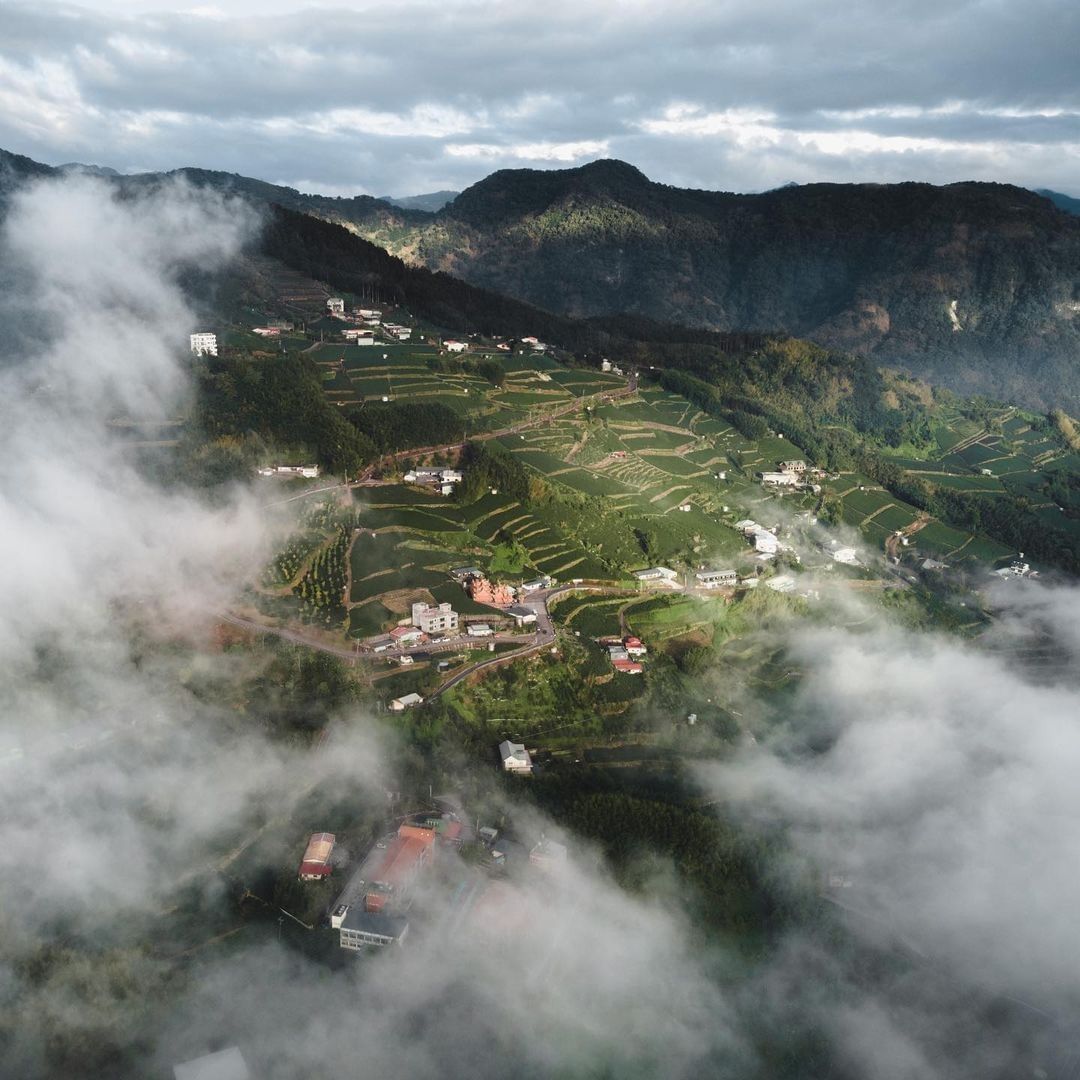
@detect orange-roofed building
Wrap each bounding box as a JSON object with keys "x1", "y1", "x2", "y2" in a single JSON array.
[
  {"x1": 363, "y1": 823, "x2": 436, "y2": 913},
  {"x1": 466, "y1": 575, "x2": 515, "y2": 606},
  {"x1": 623, "y1": 636, "x2": 647, "y2": 657}
]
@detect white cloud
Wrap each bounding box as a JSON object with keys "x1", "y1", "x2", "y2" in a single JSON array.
[{"x1": 445, "y1": 139, "x2": 610, "y2": 162}]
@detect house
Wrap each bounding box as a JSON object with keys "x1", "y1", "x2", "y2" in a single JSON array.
[
  {"x1": 519, "y1": 575, "x2": 552, "y2": 593},
  {"x1": 779, "y1": 460, "x2": 807, "y2": 473},
  {"x1": 298, "y1": 832, "x2": 336, "y2": 880},
  {"x1": 467, "y1": 623, "x2": 494, "y2": 637},
  {"x1": 189, "y1": 332, "x2": 217, "y2": 356},
  {"x1": 389, "y1": 692, "x2": 424, "y2": 712},
  {"x1": 396, "y1": 655, "x2": 414, "y2": 666},
  {"x1": 251, "y1": 326, "x2": 281, "y2": 337},
  {"x1": 440, "y1": 483, "x2": 454, "y2": 496},
  {"x1": 343, "y1": 328, "x2": 375, "y2": 343},
  {"x1": 678, "y1": 503, "x2": 692, "y2": 512},
  {"x1": 623, "y1": 636, "x2": 647, "y2": 657},
  {"x1": 443, "y1": 340, "x2": 468, "y2": 353},
  {"x1": 357, "y1": 308, "x2": 381, "y2": 319},
  {"x1": 611, "y1": 450, "x2": 627, "y2": 459},
  {"x1": 451, "y1": 565, "x2": 484, "y2": 581},
  {"x1": 754, "y1": 533, "x2": 778, "y2": 555},
  {"x1": 520, "y1": 336, "x2": 539, "y2": 345},
  {"x1": 339, "y1": 823, "x2": 437, "y2": 950},
  {"x1": 831, "y1": 547, "x2": 860, "y2": 566},
  {"x1": 326, "y1": 297, "x2": 345, "y2": 315},
  {"x1": 766, "y1": 575, "x2": 796, "y2": 593},
  {"x1": 696, "y1": 568, "x2": 738, "y2": 588},
  {"x1": 600, "y1": 359, "x2": 612, "y2": 372},
  {"x1": 411, "y1": 601, "x2": 459, "y2": 634},
  {"x1": 921, "y1": 558, "x2": 948, "y2": 571},
  {"x1": 608, "y1": 645, "x2": 629, "y2": 662},
  {"x1": 389, "y1": 625, "x2": 426, "y2": 646},
  {"x1": 612, "y1": 658, "x2": 643, "y2": 675},
  {"x1": 529, "y1": 837, "x2": 567, "y2": 870},
  {"x1": 759, "y1": 471, "x2": 800, "y2": 487},
  {"x1": 440, "y1": 469, "x2": 463, "y2": 483},
  {"x1": 173, "y1": 1047, "x2": 251, "y2": 1080},
  {"x1": 383, "y1": 323, "x2": 412, "y2": 341},
  {"x1": 499, "y1": 739, "x2": 533, "y2": 774},
  {"x1": 632, "y1": 566, "x2": 678, "y2": 582},
  {"x1": 506, "y1": 604, "x2": 537, "y2": 626}
]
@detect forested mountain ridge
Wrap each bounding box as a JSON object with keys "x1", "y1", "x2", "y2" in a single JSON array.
[
  {"x1": 368, "y1": 160, "x2": 1080, "y2": 411},
  {"x1": 5, "y1": 147, "x2": 1080, "y2": 410}
]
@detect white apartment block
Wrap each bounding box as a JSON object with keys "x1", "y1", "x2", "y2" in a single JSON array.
[
  {"x1": 411, "y1": 601, "x2": 459, "y2": 634},
  {"x1": 189, "y1": 332, "x2": 218, "y2": 357}
]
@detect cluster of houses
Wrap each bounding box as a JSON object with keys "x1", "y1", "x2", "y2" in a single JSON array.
[
  {"x1": 403, "y1": 467, "x2": 463, "y2": 495},
  {"x1": 603, "y1": 635, "x2": 647, "y2": 675},
  {"x1": 326, "y1": 299, "x2": 412, "y2": 342},
  {"x1": 758, "y1": 459, "x2": 823, "y2": 494},
  {"x1": 599, "y1": 358, "x2": 625, "y2": 375}
]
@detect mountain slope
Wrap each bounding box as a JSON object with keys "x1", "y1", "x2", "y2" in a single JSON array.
[
  {"x1": 355, "y1": 161, "x2": 1080, "y2": 410},
  {"x1": 1036, "y1": 188, "x2": 1080, "y2": 216}
]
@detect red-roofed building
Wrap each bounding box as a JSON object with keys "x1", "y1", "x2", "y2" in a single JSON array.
[
  {"x1": 390, "y1": 626, "x2": 427, "y2": 645},
  {"x1": 298, "y1": 832, "x2": 336, "y2": 880},
  {"x1": 612, "y1": 658, "x2": 643, "y2": 675},
  {"x1": 363, "y1": 823, "x2": 436, "y2": 913},
  {"x1": 623, "y1": 636, "x2": 647, "y2": 657}
]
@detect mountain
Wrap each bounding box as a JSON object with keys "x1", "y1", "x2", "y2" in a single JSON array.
[
  {"x1": 345, "y1": 160, "x2": 1080, "y2": 411},
  {"x1": 1035, "y1": 188, "x2": 1080, "y2": 216},
  {"x1": 6, "y1": 147, "x2": 1080, "y2": 410},
  {"x1": 377, "y1": 190, "x2": 459, "y2": 212}
]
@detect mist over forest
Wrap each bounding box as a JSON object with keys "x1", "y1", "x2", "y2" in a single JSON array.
[{"x1": 2, "y1": 160, "x2": 1080, "y2": 1080}]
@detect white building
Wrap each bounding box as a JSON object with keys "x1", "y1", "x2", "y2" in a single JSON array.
[
  {"x1": 600, "y1": 359, "x2": 612, "y2": 372},
  {"x1": 506, "y1": 605, "x2": 537, "y2": 626},
  {"x1": 696, "y1": 568, "x2": 738, "y2": 588},
  {"x1": 440, "y1": 469, "x2": 463, "y2": 483},
  {"x1": 257, "y1": 465, "x2": 320, "y2": 479},
  {"x1": 753, "y1": 530, "x2": 779, "y2": 555},
  {"x1": 766, "y1": 575, "x2": 796, "y2": 593},
  {"x1": 326, "y1": 297, "x2": 345, "y2": 315},
  {"x1": 343, "y1": 328, "x2": 375, "y2": 343},
  {"x1": 411, "y1": 601, "x2": 459, "y2": 634},
  {"x1": 174, "y1": 1048, "x2": 251, "y2": 1080},
  {"x1": 499, "y1": 740, "x2": 533, "y2": 773},
  {"x1": 443, "y1": 340, "x2": 468, "y2": 353},
  {"x1": 467, "y1": 623, "x2": 494, "y2": 637},
  {"x1": 760, "y1": 471, "x2": 800, "y2": 487},
  {"x1": 779, "y1": 460, "x2": 807, "y2": 474},
  {"x1": 831, "y1": 547, "x2": 860, "y2": 566},
  {"x1": 632, "y1": 567, "x2": 679, "y2": 582},
  {"x1": 389, "y1": 693, "x2": 424, "y2": 712},
  {"x1": 189, "y1": 332, "x2": 217, "y2": 357}
]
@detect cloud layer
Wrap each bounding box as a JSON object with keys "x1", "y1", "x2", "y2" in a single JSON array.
[{"x1": 2, "y1": 0, "x2": 1079, "y2": 196}]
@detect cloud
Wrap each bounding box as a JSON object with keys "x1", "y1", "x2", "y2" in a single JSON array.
[
  {"x1": 702, "y1": 581, "x2": 1080, "y2": 1017},
  {"x1": 2, "y1": 1, "x2": 1080, "y2": 195}
]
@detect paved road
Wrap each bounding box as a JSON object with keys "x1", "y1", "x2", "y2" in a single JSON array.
[
  {"x1": 357, "y1": 376, "x2": 637, "y2": 481},
  {"x1": 425, "y1": 583, "x2": 623, "y2": 699},
  {"x1": 214, "y1": 609, "x2": 367, "y2": 660}
]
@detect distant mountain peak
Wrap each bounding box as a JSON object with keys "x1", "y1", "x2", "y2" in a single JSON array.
[{"x1": 377, "y1": 190, "x2": 459, "y2": 212}]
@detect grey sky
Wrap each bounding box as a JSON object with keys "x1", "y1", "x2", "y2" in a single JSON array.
[{"x1": 1, "y1": 0, "x2": 1078, "y2": 196}]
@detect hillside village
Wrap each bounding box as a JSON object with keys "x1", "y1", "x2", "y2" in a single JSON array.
[{"x1": 181, "y1": 258, "x2": 1080, "y2": 959}]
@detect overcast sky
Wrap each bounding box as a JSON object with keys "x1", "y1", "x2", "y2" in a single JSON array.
[{"x1": 2, "y1": 0, "x2": 1079, "y2": 198}]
